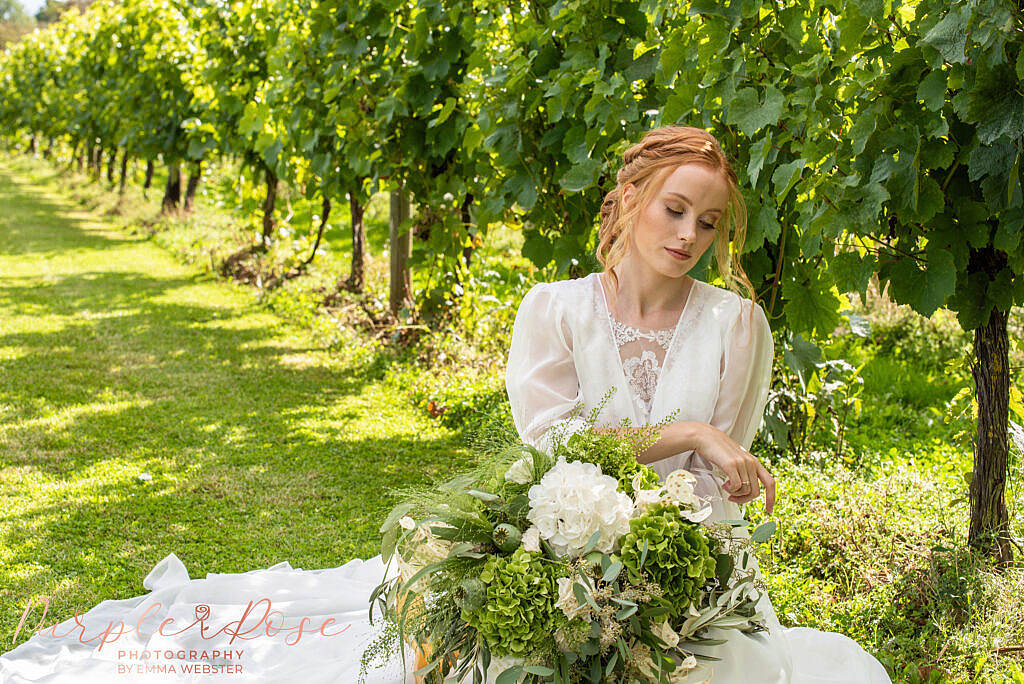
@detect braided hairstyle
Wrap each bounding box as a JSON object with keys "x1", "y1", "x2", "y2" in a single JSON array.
[{"x1": 596, "y1": 125, "x2": 758, "y2": 319}]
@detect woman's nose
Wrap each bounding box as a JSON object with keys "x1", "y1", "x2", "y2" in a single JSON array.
[{"x1": 677, "y1": 217, "x2": 697, "y2": 241}]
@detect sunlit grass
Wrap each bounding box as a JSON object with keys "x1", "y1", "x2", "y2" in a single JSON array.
[{"x1": 0, "y1": 153, "x2": 475, "y2": 648}]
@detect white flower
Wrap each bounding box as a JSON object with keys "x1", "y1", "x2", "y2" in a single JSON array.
[
  {"x1": 526, "y1": 457, "x2": 635, "y2": 559},
  {"x1": 663, "y1": 469, "x2": 700, "y2": 508},
  {"x1": 521, "y1": 525, "x2": 541, "y2": 553},
  {"x1": 681, "y1": 504, "x2": 714, "y2": 524},
  {"x1": 554, "y1": 577, "x2": 589, "y2": 620},
  {"x1": 670, "y1": 657, "x2": 712, "y2": 684},
  {"x1": 504, "y1": 456, "x2": 533, "y2": 485},
  {"x1": 651, "y1": 619, "x2": 679, "y2": 649},
  {"x1": 395, "y1": 517, "x2": 455, "y2": 579},
  {"x1": 634, "y1": 487, "x2": 663, "y2": 514}
]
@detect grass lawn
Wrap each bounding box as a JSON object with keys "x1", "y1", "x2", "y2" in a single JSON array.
[{"x1": 0, "y1": 154, "x2": 475, "y2": 644}]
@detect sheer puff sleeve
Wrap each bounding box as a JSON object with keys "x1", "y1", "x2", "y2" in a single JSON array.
[
  {"x1": 505, "y1": 283, "x2": 588, "y2": 454},
  {"x1": 709, "y1": 297, "x2": 774, "y2": 453}
]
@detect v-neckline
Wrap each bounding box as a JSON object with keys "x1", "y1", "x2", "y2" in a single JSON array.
[{"x1": 593, "y1": 271, "x2": 700, "y2": 425}]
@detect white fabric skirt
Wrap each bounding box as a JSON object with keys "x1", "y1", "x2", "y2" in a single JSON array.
[{"x1": 1, "y1": 547, "x2": 892, "y2": 684}]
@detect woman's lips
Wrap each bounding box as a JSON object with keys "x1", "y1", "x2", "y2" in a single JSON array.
[{"x1": 665, "y1": 247, "x2": 691, "y2": 261}]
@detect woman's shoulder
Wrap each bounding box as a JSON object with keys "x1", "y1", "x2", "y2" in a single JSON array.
[
  {"x1": 695, "y1": 279, "x2": 766, "y2": 327},
  {"x1": 521, "y1": 273, "x2": 594, "y2": 303}
]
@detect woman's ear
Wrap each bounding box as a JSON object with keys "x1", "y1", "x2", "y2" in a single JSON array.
[{"x1": 621, "y1": 182, "x2": 637, "y2": 212}]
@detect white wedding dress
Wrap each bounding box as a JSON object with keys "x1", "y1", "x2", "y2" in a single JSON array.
[{"x1": 0, "y1": 272, "x2": 893, "y2": 684}]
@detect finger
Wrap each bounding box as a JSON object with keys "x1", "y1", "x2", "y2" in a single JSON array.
[
  {"x1": 728, "y1": 457, "x2": 757, "y2": 503},
  {"x1": 722, "y1": 462, "x2": 744, "y2": 494},
  {"x1": 758, "y1": 462, "x2": 776, "y2": 515},
  {"x1": 733, "y1": 461, "x2": 765, "y2": 507},
  {"x1": 741, "y1": 457, "x2": 760, "y2": 501}
]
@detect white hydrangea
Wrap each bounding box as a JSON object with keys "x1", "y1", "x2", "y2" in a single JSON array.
[{"x1": 526, "y1": 457, "x2": 634, "y2": 559}]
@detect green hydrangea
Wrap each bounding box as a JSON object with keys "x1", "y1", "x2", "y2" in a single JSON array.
[
  {"x1": 618, "y1": 502, "x2": 719, "y2": 616},
  {"x1": 460, "y1": 547, "x2": 559, "y2": 658},
  {"x1": 555, "y1": 431, "x2": 660, "y2": 494}
]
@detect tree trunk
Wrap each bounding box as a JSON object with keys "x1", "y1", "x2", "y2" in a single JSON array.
[
  {"x1": 161, "y1": 161, "x2": 182, "y2": 213},
  {"x1": 43, "y1": 137, "x2": 54, "y2": 159},
  {"x1": 144, "y1": 159, "x2": 154, "y2": 190},
  {"x1": 389, "y1": 180, "x2": 413, "y2": 317},
  {"x1": 450, "y1": 193, "x2": 475, "y2": 302},
  {"x1": 107, "y1": 148, "x2": 117, "y2": 184},
  {"x1": 461, "y1": 192, "x2": 476, "y2": 270},
  {"x1": 28, "y1": 134, "x2": 37, "y2": 156},
  {"x1": 183, "y1": 160, "x2": 202, "y2": 213},
  {"x1": 346, "y1": 191, "x2": 366, "y2": 292},
  {"x1": 260, "y1": 163, "x2": 278, "y2": 250},
  {"x1": 119, "y1": 153, "x2": 129, "y2": 196},
  {"x1": 92, "y1": 147, "x2": 103, "y2": 180},
  {"x1": 969, "y1": 301, "x2": 1013, "y2": 564},
  {"x1": 68, "y1": 140, "x2": 80, "y2": 171},
  {"x1": 301, "y1": 195, "x2": 331, "y2": 267}
]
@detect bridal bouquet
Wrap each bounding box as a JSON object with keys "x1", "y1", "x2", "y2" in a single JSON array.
[{"x1": 359, "y1": 392, "x2": 776, "y2": 684}]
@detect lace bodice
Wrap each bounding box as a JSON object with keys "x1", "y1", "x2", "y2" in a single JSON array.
[
  {"x1": 596, "y1": 274, "x2": 694, "y2": 425},
  {"x1": 608, "y1": 317, "x2": 677, "y2": 423}
]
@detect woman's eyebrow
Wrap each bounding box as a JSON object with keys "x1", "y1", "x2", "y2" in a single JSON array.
[{"x1": 665, "y1": 191, "x2": 723, "y2": 215}]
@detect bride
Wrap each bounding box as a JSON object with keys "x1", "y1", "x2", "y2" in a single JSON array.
[{"x1": 0, "y1": 126, "x2": 893, "y2": 684}]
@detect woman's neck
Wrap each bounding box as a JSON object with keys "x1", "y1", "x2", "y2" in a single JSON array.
[{"x1": 602, "y1": 259, "x2": 693, "y2": 326}]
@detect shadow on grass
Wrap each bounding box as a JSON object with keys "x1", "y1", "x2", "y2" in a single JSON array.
[{"x1": 0, "y1": 164, "x2": 141, "y2": 257}]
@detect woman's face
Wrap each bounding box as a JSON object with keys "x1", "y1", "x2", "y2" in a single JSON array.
[{"x1": 622, "y1": 163, "x2": 730, "y2": 279}]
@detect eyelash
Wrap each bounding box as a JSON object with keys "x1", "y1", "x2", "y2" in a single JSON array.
[{"x1": 666, "y1": 207, "x2": 716, "y2": 229}]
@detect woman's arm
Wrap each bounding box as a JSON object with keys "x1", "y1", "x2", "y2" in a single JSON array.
[{"x1": 592, "y1": 421, "x2": 710, "y2": 465}]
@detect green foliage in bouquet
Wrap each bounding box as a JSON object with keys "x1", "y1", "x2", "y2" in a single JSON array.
[
  {"x1": 460, "y1": 546, "x2": 562, "y2": 658},
  {"x1": 546, "y1": 386, "x2": 679, "y2": 496},
  {"x1": 553, "y1": 429, "x2": 663, "y2": 496},
  {"x1": 619, "y1": 502, "x2": 721, "y2": 618}
]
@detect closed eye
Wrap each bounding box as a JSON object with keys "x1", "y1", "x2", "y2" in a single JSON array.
[{"x1": 667, "y1": 206, "x2": 716, "y2": 229}]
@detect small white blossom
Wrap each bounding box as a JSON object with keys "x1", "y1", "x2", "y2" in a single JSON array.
[
  {"x1": 504, "y1": 456, "x2": 533, "y2": 484},
  {"x1": 521, "y1": 525, "x2": 541, "y2": 553},
  {"x1": 554, "y1": 576, "x2": 589, "y2": 620},
  {"x1": 651, "y1": 619, "x2": 679, "y2": 649},
  {"x1": 398, "y1": 515, "x2": 416, "y2": 530},
  {"x1": 634, "y1": 488, "x2": 663, "y2": 514},
  {"x1": 681, "y1": 504, "x2": 714, "y2": 524}
]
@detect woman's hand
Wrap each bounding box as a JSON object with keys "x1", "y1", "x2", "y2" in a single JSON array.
[{"x1": 693, "y1": 424, "x2": 776, "y2": 515}]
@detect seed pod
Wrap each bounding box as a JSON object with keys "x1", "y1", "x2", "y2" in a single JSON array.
[
  {"x1": 455, "y1": 577, "x2": 486, "y2": 611},
  {"x1": 492, "y1": 523, "x2": 522, "y2": 553}
]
